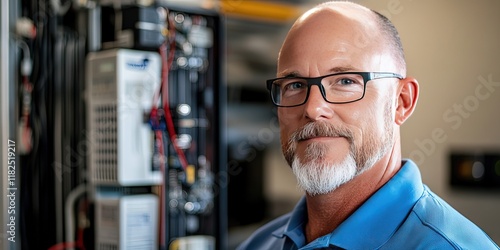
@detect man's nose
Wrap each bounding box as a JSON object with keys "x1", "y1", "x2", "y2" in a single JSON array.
[{"x1": 303, "y1": 85, "x2": 335, "y2": 121}]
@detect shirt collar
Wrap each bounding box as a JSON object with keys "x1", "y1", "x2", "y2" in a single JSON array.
[
  {"x1": 272, "y1": 160, "x2": 424, "y2": 249},
  {"x1": 272, "y1": 196, "x2": 308, "y2": 247}
]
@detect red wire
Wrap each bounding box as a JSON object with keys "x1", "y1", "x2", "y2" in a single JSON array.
[
  {"x1": 159, "y1": 18, "x2": 189, "y2": 171},
  {"x1": 155, "y1": 11, "x2": 190, "y2": 248},
  {"x1": 47, "y1": 240, "x2": 84, "y2": 250},
  {"x1": 155, "y1": 129, "x2": 166, "y2": 247},
  {"x1": 47, "y1": 196, "x2": 87, "y2": 250},
  {"x1": 47, "y1": 242, "x2": 79, "y2": 250},
  {"x1": 47, "y1": 229, "x2": 85, "y2": 249}
]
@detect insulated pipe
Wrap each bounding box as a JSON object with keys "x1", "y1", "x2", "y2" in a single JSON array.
[{"x1": 64, "y1": 184, "x2": 87, "y2": 250}]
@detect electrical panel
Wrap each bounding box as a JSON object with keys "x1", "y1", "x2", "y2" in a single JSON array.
[
  {"x1": 154, "y1": 6, "x2": 225, "y2": 249},
  {"x1": 11, "y1": 0, "x2": 225, "y2": 249},
  {"x1": 89, "y1": 3, "x2": 226, "y2": 249}
]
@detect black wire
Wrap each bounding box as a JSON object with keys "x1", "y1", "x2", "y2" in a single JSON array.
[{"x1": 20, "y1": 0, "x2": 58, "y2": 248}]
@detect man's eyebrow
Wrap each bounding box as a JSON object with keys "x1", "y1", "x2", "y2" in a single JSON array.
[
  {"x1": 278, "y1": 66, "x2": 358, "y2": 78},
  {"x1": 278, "y1": 71, "x2": 301, "y2": 78},
  {"x1": 329, "y1": 66, "x2": 357, "y2": 73}
]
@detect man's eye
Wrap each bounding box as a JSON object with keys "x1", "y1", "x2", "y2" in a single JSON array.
[
  {"x1": 339, "y1": 78, "x2": 356, "y2": 85},
  {"x1": 284, "y1": 81, "x2": 305, "y2": 90}
]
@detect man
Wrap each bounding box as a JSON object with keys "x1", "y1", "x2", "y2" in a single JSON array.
[{"x1": 237, "y1": 1, "x2": 499, "y2": 249}]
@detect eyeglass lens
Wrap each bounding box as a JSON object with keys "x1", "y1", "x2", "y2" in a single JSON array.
[{"x1": 270, "y1": 73, "x2": 365, "y2": 106}]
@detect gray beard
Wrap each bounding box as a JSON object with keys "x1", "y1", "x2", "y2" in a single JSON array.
[
  {"x1": 291, "y1": 142, "x2": 357, "y2": 195},
  {"x1": 290, "y1": 127, "x2": 391, "y2": 196},
  {"x1": 285, "y1": 104, "x2": 393, "y2": 196}
]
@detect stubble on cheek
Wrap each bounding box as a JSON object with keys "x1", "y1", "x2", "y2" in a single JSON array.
[{"x1": 282, "y1": 136, "x2": 295, "y2": 166}]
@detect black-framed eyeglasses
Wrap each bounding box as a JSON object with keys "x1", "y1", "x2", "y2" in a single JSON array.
[{"x1": 266, "y1": 72, "x2": 403, "y2": 107}]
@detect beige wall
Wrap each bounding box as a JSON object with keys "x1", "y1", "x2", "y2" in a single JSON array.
[{"x1": 264, "y1": 0, "x2": 500, "y2": 243}]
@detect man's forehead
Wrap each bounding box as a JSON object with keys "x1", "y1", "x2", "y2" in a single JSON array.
[
  {"x1": 296, "y1": 2, "x2": 375, "y2": 27},
  {"x1": 279, "y1": 12, "x2": 379, "y2": 53},
  {"x1": 280, "y1": 2, "x2": 380, "y2": 53}
]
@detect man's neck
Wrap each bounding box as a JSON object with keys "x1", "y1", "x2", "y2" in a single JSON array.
[{"x1": 303, "y1": 149, "x2": 402, "y2": 243}]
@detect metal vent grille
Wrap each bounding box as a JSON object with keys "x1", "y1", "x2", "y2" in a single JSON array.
[
  {"x1": 96, "y1": 202, "x2": 120, "y2": 250},
  {"x1": 100, "y1": 203, "x2": 118, "y2": 222},
  {"x1": 97, "y1": 243, "x2": 119, "y2": 250},
  {"x1": 92, "y1": 103, "x2": 118, "y2": 182}
]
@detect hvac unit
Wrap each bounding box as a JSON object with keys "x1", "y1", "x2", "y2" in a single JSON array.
[
  {"x1": 95, "y1": 193, "x2": 159, "y2": 250},
  {"x1": 87, "y1": 49, "x2": 162, "y2": 186}
]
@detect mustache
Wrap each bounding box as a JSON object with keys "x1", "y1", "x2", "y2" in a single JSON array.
[
  {"x1": 284, "y1": 121, "x2": 354, "y2": 166},
  {"x1": 290, "y1": 122, "x2": 353, "y2": 142}
]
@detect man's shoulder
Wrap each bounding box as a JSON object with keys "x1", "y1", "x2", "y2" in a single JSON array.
[
  {"x1": 387, "y1": 186, "x2": 499, "y2": 249},
  {"x1": 412, "y1": 187, "x2": 486, "y2": 235},
  {"x1": 236, "y1": 213, "x2": 292, "y2": 250}
]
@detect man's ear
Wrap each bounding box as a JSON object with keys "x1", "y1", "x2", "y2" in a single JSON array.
[{"x1": 395, "y1": 77, "x2": 419, "y2": 125}]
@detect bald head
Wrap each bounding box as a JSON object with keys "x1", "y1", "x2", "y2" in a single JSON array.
[{"x1": 278, "y1": 1, "x2": 406, "y2": 76}]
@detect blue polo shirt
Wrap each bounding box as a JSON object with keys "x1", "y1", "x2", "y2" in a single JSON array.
[{"x1": 237, "y1": 160, "x2": 499, "y2": 249}]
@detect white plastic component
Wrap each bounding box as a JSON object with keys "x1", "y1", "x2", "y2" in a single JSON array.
[
  {"x1": 95, "y1": 193, "x2": 159, "y2": 250},
  {"x1": 87, "y1": 49, "x2": 162, "y2": 186}
]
